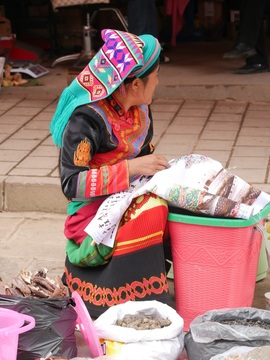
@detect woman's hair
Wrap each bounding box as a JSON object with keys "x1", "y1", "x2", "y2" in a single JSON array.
[{"x1": 124, "y1": 57, "x2": 160, "y2": 86}]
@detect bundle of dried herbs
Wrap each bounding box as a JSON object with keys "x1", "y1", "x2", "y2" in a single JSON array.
[{"x1": 0, "y1": 268, "x2": 68, "y2": 298}]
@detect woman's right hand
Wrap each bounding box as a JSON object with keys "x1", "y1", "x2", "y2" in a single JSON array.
[{"x1": 128, "y1": 154, "x2": 169, "y2": 177}]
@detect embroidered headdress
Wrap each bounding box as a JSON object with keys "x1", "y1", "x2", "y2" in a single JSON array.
[{"x1": 50, "y1": 28, "x2": 161, "y2": 147}]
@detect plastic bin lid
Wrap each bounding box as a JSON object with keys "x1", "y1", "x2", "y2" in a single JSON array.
[
  {"x1": 72, "y1": 291, "x2": 103, "y2": 358},
  {"x1": 168, "y1": 202, "x2": 270, "y2": 228}
]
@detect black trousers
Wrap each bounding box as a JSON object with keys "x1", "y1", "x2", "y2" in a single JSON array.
[
  {"x1": 127, "y1": 0, "x2": 158, "y2": 37},
  {"x1": 237, "y1": 0, "x2": 270, "y2": 65}
]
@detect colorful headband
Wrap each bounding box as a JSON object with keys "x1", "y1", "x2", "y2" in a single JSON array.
[{"x1": 50, "y1": 29, "x2": 161, "y2": 147}]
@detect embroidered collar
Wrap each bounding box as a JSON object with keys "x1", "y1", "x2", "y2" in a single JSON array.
[{"x1": 107, "y1": 94, "x2": 134, "y2": 125}]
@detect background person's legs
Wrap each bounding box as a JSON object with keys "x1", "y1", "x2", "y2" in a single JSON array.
[
  {"x1": 223, "y1": 0, "x2": 267, "y2": 59},
  {"x1": 127, "y1": 0, "x2": 170, "y2": 63},
  {"x1": 237, "y1": 0, "x2": 266, "y2": 46},
  {"x1": 236, "y1": 0, "x2": 270, "y2": 73},
  {"x1": 127, "y1": 0, "x2": 158, "y2": 37}
]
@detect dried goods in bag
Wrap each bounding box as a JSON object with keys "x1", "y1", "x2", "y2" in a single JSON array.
[
  {"x1": 94, "y1": 300, "x2": 184, "y2": 360},
  {"x1": 185, "y1": 308, "x2": 270, "y2": 360}
]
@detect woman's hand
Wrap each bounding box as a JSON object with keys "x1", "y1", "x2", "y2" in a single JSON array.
[{"x1": 128, "y1": 154, "x2": 169, "y2": 177}]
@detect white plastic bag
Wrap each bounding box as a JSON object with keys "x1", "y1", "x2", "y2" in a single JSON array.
[
  {"x1": 190, "y1": 307, "x2": 270, "y2": 343},
  {"x1": 210, "y1": 345, "x2": 270, "y2": 360},
  {"x1": 210, "y1": 346, "x2": 255, "y2": 360},
  {"x1": 185, "y1": 308, "x2": 270, "y2": 360},
  {"x1": 94, "y1": 300, "x2": 184, "y2": 360}
]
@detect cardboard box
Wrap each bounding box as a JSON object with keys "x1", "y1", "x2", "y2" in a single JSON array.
[
  {"x1": 55, "y1": 8, "x2": 82, "y2": 50},
  {"x1": 198, "y1": 1, "x2": 223, "y2": 29},
  {"x1": 0, "y1": 17, "x2": 11, "y2": 37}
]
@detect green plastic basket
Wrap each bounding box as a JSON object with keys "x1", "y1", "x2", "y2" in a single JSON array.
[{"x1": 168, "y1": 202, "x2": 270, "y2": 228}]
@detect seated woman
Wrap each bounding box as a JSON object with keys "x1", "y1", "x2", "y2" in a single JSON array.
[{"x1": 50, "y1": 28, "x2": 173, "y2": 318}]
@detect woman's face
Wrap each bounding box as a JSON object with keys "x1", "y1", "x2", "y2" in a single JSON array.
[{"x1": 138, "y1": 66, "x2": 160, "y2": 105}]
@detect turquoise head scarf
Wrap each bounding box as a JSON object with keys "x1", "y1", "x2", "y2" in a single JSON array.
[{"x1": 50, "y1": 28, "x2": 161, "y2": 148}]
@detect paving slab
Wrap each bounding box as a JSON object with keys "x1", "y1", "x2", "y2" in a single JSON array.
[{"x1": 0, "y1": 38, "x2": 270, "y2": 359}]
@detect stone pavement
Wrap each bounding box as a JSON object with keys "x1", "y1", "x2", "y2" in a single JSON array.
[
  {"x1": 1, "y1": 39, "x2": 270, "y2": 213},
  {"x1": 1, "y1": 93, "x2": 270, "y2": 213},
  {"x1": 0, "y1": 211, "x2": 66, "y2": 283},
  {"x1": 1, "y1": 91, "x2": 270, "y2": 327},
  {"x1": 1, "y1": 40, "x2": 270, "y2": 357}
]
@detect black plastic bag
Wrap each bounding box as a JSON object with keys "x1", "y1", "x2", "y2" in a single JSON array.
[
  {"x1": 185, "y1": 307, "x2": 270, "y2": 360},
  {"x1": 0, "y1": 295, "x2": 77, "y2": 360}
]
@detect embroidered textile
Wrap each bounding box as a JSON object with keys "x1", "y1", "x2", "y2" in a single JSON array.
[{"x1": 85, "y1": 154, "x2": 270, "y2": 247}]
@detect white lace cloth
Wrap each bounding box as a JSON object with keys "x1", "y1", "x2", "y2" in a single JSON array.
[{"x1": 84, "y1": 154, "x2": 270, "y2": 247}]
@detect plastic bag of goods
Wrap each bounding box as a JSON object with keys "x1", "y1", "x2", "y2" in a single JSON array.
[
  {"x1": 185, "y1": 307, "x2": 270, "y2": 360},
  {"x1": 94, "y1": 300, "x2": 184, "y2": 360}
]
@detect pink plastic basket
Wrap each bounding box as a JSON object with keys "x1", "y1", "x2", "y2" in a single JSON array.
[
  {"x1": 168, "y1": 204, "x2": 270, "y2": 332},
  {"x1": 0, "y1": 308, "x2": 35, "y2": 360}
]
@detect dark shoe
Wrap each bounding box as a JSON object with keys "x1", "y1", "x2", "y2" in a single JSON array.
[
  {"x1": 223, "y1": 43, "x2": 256, "y2": 59},
  {"x1": 160, "y1": 42, "x2": 170, "y2": 52},
  {"x1": 159, "y1": 52, "x2": 171, "y2": 64},
  {"x1": 235, "y1": 63, "x2": 270, "y2": 74}
]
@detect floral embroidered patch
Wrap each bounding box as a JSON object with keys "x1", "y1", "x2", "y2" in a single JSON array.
[{"x1": 74, "y1": 138, "x2": 91, "y2": 166}]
